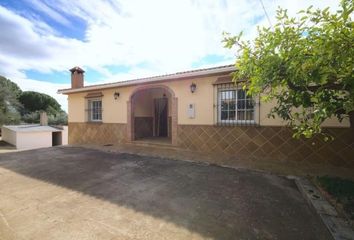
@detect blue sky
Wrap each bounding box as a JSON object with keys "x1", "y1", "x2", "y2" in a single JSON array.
[{"x1": 0, "y1": 0, "x2": 338, "y2": 111}]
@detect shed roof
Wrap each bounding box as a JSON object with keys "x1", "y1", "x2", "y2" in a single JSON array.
[{"x1": 3, "y1": 125, "x2": 62, "y2": 133}]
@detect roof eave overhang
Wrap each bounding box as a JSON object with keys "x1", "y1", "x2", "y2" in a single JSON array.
[{"x1": 58, "y1": 66, "x2": 236, "y2": 94}]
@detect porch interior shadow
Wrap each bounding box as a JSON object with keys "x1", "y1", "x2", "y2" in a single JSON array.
[{"x1": 0, "y1": 147, "x2": 331, "y2": 240}]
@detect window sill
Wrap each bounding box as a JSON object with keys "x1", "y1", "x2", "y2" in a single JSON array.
[
  {"x1": 87, "y1": 121, "x2": 103, "y2": 124},
  {"x1": 216, "y1": 121, "x2": 258, "y2": 127}
]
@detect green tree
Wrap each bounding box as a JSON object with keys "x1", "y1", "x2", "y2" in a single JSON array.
[
  {"x1": 48, "y1": 111, "x2": 68, "y2": 125},
  {"x1": 21, "y1": 111, "x2": 40, "y2": 124},
  {"x1": 0, "y1": 76, "x2": 22, "y2": 126},
  {"x1": 0, "y1": 76, "x2": 22, "y2": 98},
  {"x1": 0, "y1": 76, "x2": 67, "y2": 126},
  {"x1": 19, "y1": 91, "x2": 61, "y2": 115},
  {"x1": 223, "y1": 0, "x2": 353, "y2": 139}
]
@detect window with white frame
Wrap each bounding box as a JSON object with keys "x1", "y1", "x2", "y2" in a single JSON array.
[
  {"x1": 217, "y1": 86, "x2": 255, "y2": 124},
  {"x1": 87, "y1": 99, "x2": 102, "y2": 121}
]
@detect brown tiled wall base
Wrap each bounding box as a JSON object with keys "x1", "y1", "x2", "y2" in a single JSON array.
[
  {"x1": 69, "y1": 122, "x2": 127, "y2": 145},
  {"x1": 177, "y1": 125, "x2": 354, "y2": 168},
  {"x1": 68, "y1": 123, "x2": 354, "y2": 170},
  {"x1": 134, "y1": 117, "x2": 153, "y2": 140},
  {"x1": 168, "y1": 117, "x2": 172, "y2": 139}
]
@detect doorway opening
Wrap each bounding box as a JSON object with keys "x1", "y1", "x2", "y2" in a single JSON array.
[
  {"x1": 154, "y1": 97, "x2": 168, "y2": 137},
  {"x1": 52, "y1": 132, "x2": 62, "y2": 146},
  {"x1": 129, "y1": 86, "x2": 177, "y2": 145}
]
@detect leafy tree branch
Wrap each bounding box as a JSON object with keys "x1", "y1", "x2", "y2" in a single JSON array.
[{"x1": 223, "y1": 0, "x2": 354, "y2": 140}]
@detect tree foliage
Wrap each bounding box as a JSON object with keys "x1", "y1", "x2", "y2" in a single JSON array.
[
  {"x1": 0, "y1": 76, "x2": 22, "y2": 125},
  {"x1": 223, "y1": 0, "x2": 353, "y2": 139},
  {"x1": 19, "y1": 91, "x2": 61, "y2": 115},
  {"x1": 0, "y1": 76, "x2": 22, "y2": 98},
  {"x1": 0, "y1": 76, "x2": 67, "y2": 126},
  {"x1": 22, "y1": 110, "x2": 68, "y2": 125},
  {"x1": 48, "y1": 111, "x2": 68, "y2": 125}
]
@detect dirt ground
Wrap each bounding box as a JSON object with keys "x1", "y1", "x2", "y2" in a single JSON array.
[
  {"x1": 0, "y1": 140, "x2": 17, "y2": 154},
  {"x1": 0, "y1": 146, "x2": 331, "y2": 240}
]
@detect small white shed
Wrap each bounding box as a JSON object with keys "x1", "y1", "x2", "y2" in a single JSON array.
[{"x1": 1, "y1": 125, "x2": 68, "y2": 150}]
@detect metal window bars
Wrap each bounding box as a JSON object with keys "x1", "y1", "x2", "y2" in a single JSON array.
[
  {"x1": 85, "y1": 108, "x2": 103, "y2": 122},
  {"x1": 86, "y1": 99, "x2": 103, "y2": 122},
  {"x1": 214, "y1": 82, "x2": 257, "y2": 127}
]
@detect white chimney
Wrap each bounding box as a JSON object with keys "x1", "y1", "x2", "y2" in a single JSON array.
[{"x1": 40, "y1": 111, "x2": 48, "y2": 126}]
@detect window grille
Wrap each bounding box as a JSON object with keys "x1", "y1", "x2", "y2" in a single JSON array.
[
  {"x1": 214, "y1": 83, "x2": 256, "y2": 126},
  {"x1": 86, "y1": 99, "x2": 102, "y2": 122}
]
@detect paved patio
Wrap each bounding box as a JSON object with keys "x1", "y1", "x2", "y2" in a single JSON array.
[{"x1": 0, "y1": 146, "x2": 330, "y2": 239}]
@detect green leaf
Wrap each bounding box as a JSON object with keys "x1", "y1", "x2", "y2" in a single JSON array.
[{"x1": 222, "y1": 0, "x2": 353, "y2": 140}]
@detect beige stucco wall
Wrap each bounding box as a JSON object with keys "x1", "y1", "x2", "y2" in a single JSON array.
[
  {"x1": 68, "y1": 87, "x2": 133, "y2": 124},
  {"x1": 68, "y1": 93, "x2": 86, "y2": 122},
  {"x1": 259, "y1": 98, "x2": 350, "y2": 127},
  {"x1": 66, "y1": 75, "x2": 349, "y2": 128},
  {"x1": 134, "y1": 91, "x2": 153, "y2": 117},
  {"x1": 259, "y1": 99, "x2": 288, "y2": 126},
  {"x1": 322, "y1": 117, "x2": 350, "y2": 127},
  {"x1": 168, "y1": 77, "x2": 215, "y2": 125},
  {"x1": 101, "y1": 87, "x2": 133, "y2": 123},
  {"x1": 133, "y1": 88, "x2": 172, "y2": 117},
  {"x1": 61, "y1": 126, "x2": 68, "y2": 145}
]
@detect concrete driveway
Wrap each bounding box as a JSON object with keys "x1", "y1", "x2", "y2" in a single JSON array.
[{"x1": 0, "y1": 146, "x2": 330, "y2": 240}]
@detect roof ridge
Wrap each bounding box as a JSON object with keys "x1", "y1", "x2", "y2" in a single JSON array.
[{"x1": 58, "y1": 64, "x2": 235, "y2": 93}]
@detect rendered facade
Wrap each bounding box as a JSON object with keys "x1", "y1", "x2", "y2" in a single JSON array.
[{"x1": 58, "y1": 66, "x2": 353, "y2": 168}]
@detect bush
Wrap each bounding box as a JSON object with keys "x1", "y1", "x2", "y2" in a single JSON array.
[
  {"x1": 48, "y1": 111, "x2": 68, "y2": 125},
  {"x1": 317, "y1": 176, "x2": 354, "y2": 220},
  {"x1": 317, "y1": 176, "x2": 354, "y2": 199},
  {"x1": 21, "y1": 112, "x2": 40, "y2": 124},
  {"x1": 21, "y1": 111, "x2": 68, "y2": 125}
]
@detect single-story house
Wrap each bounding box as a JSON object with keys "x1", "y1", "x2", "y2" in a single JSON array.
[
  {"x1": 58, "y1": 66, "x2": 353, "y2": 168},
  {"x1": 1, "y1": 112, "x2": 68, "y2": 150}
]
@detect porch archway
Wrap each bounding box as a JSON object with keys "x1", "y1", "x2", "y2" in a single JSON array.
[{"x1": 127, "y1": 85, "x2": 178, "y2": 145}]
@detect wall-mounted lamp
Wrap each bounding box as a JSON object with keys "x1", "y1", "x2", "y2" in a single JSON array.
[
  {"x1": 190, "y1": 83, "x2": 197, "y2": 93},
  {"x1": 114, "y1": 92, "x2": 120, "y2": 100}
]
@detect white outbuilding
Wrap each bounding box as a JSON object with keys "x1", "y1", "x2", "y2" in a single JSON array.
[
  {"x1": 1, "y1": 112, "x2": 68, "y2": 150},
  {"x1": 1, "y1": 125, "x2": 68, "y2": 150}
]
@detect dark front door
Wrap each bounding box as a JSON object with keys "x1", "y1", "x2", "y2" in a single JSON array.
[{"x1": 154, "y1": 98, "x2": 168, "y2": 137}]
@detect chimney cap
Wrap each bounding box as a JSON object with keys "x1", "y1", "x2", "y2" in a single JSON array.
[{"x1": 69, "y1": 66, "x2": 85, "y2": 73}]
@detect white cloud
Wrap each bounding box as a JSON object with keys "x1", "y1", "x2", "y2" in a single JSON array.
[{"x1": 0, "y1": 0, "x2": 341, "y2": 111}]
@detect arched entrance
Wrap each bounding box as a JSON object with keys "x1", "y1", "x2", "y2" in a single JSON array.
[{"x1": 127, "y1": 85, "x2": 177, "y2": 145}]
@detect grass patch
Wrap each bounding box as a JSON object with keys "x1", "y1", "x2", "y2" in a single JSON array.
[{"x1": 316, "y1": 176, "x2": 354, "y2": 221}]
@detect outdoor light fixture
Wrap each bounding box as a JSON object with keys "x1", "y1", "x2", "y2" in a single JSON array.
[
  {"x1": 114, "y1": 92, "x2": 120, "y2": 99},
  {"x1": 190, "y1": 83, "x2": 197, "y2": 93}
]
